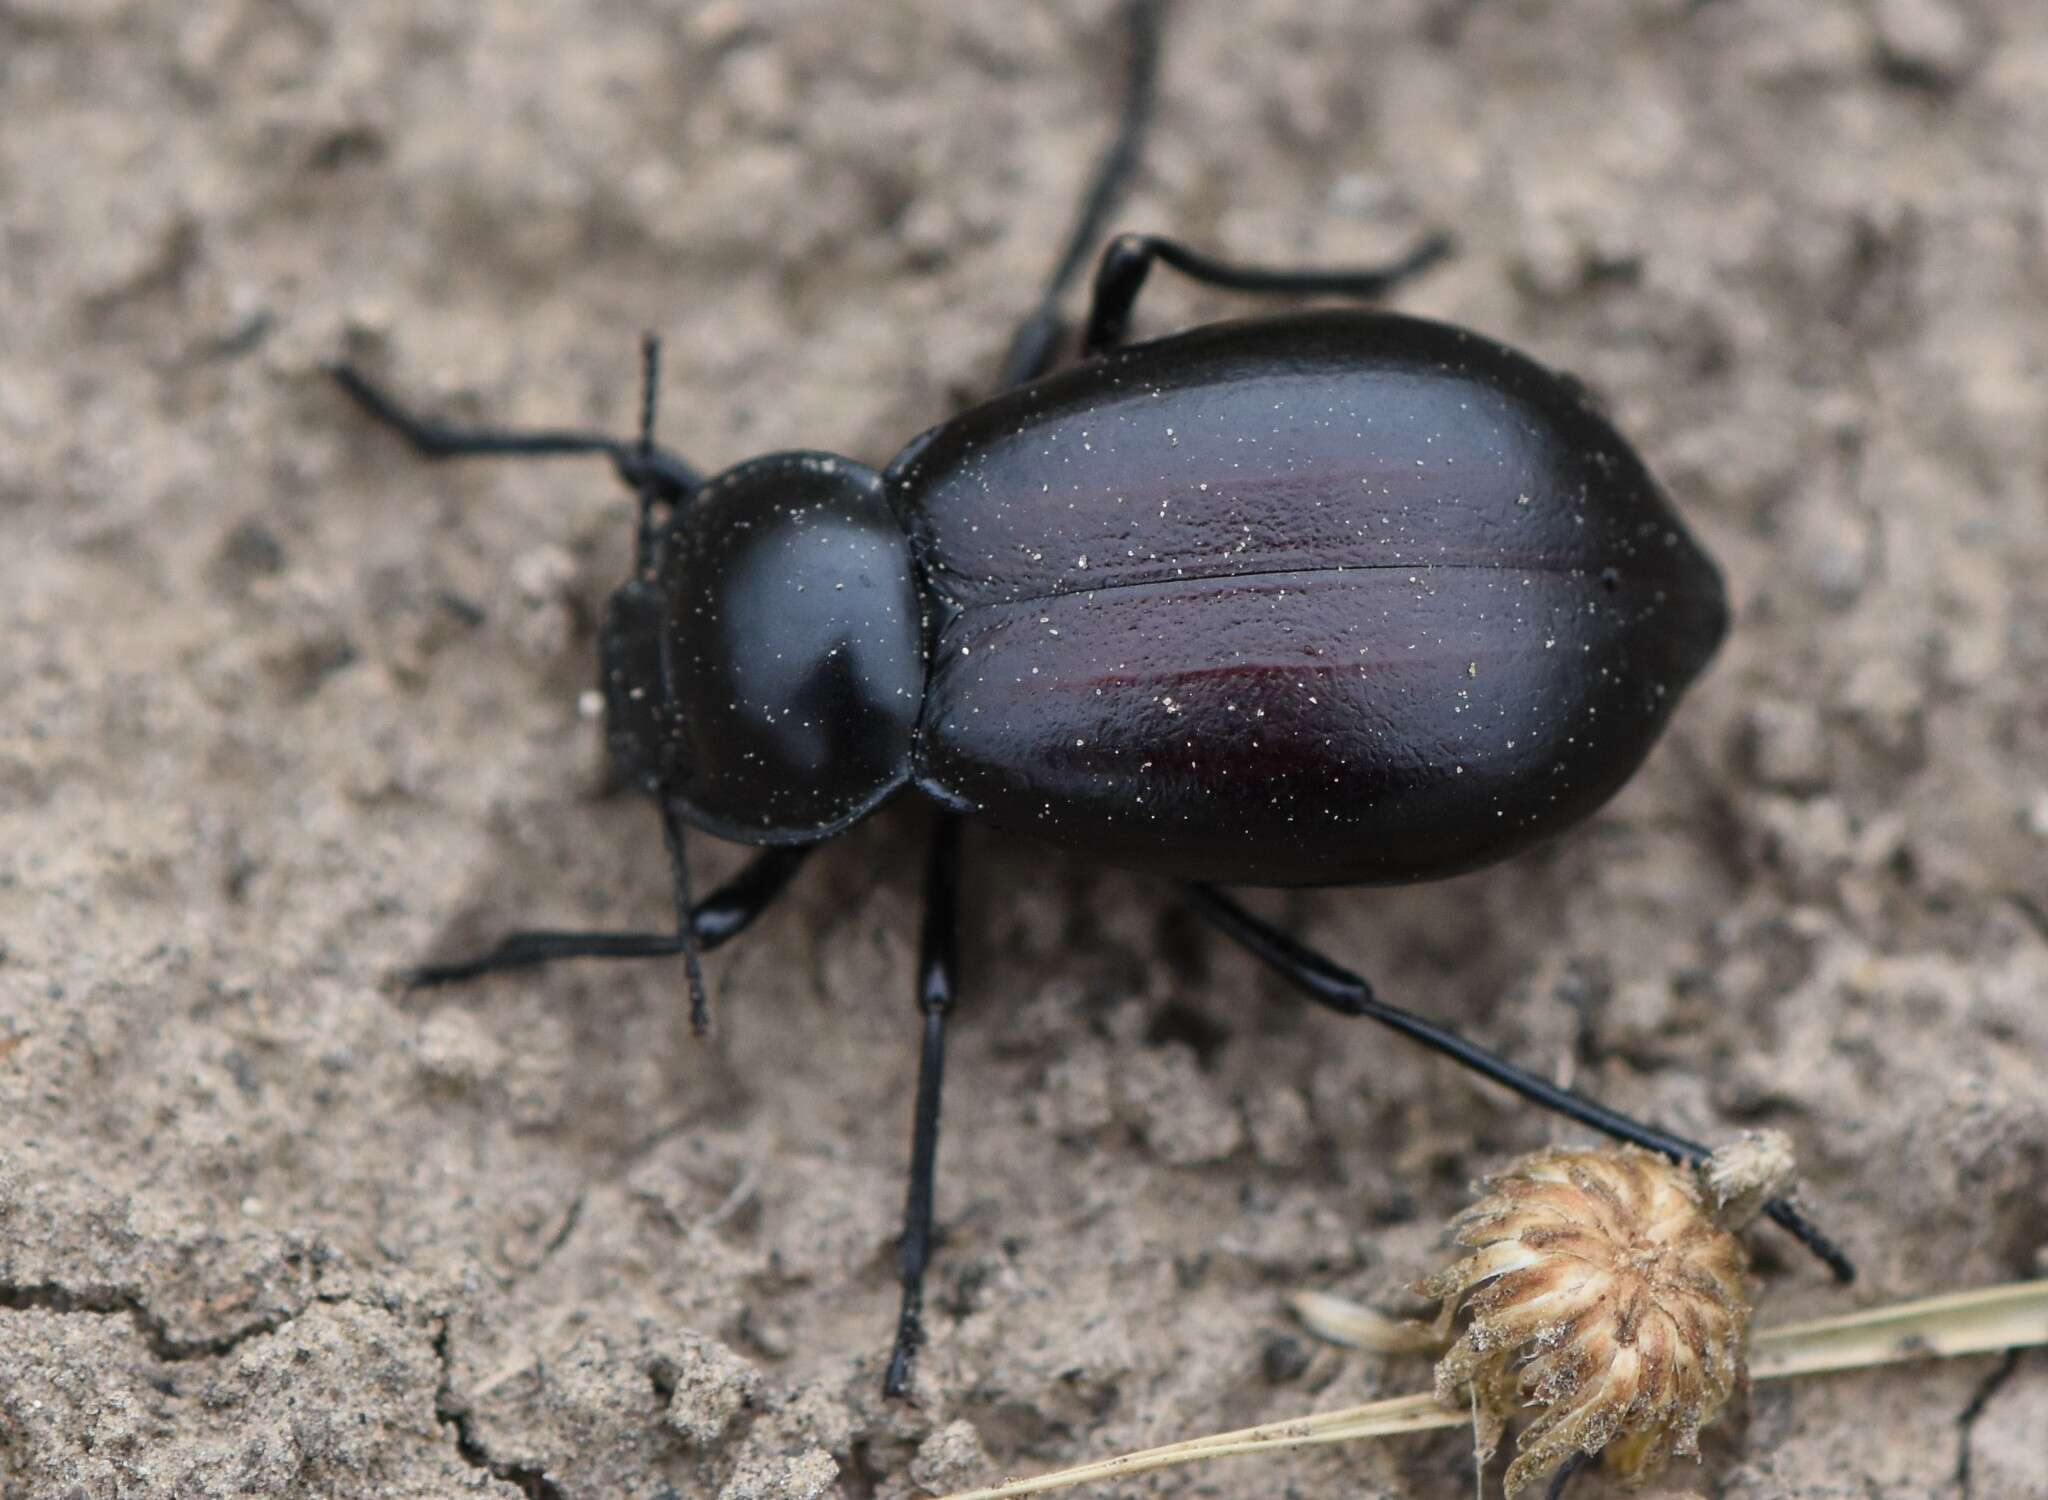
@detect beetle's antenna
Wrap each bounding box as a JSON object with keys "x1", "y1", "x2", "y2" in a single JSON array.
[
  {"x1": 635, "y1": 332, "x2": 713, "y2": 1036},
  {"x1": 997, "y1": 0, "x2": 1165, "y2": 389},
  {"x1": 632, "y1": 332, "x2": 667, "y2": 577}
]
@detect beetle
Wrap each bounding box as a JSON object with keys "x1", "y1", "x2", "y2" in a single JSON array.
[{"x1": 328, "y1": 0, "x2": 1850, "y2": 1397}]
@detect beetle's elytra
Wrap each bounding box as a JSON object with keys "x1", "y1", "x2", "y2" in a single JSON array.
[
  {"x1": 329, "y1": 0, "x2": 1846, "y2": 1403},
  {"x1": 915, "y1": 310, "x2": 1726, "y2": 884}
]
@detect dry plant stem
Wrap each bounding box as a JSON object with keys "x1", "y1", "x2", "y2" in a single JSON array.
[
  {"x1": 937, "y1": 1282, "x2": 2048, "y2": 1500},
  {"x1": 1750, "y1": 1282, "x2": 2048, "y2": 1380},
  {"x1": 935, "y1": 1393, "x2": 1458, "y2": 1500}
]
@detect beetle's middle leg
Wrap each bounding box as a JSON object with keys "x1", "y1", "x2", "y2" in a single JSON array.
[
  {"x1": 1184, "y1": 884, "x2": 1859, "y2": 1285},
  {"x1": 405, "y1": 845, "x2": 812, "y2": 987},
  {"x1": 883, "y1": 812, "x2": 965, "y2": 1398},
  {"x1": 1081, "y1": 231, "x2": 1454, "y2": 355}
]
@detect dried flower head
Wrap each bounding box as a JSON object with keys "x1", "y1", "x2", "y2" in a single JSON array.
[{"x1": 1420, "y1": 1139, "x2": 1792, "y2": 1495}]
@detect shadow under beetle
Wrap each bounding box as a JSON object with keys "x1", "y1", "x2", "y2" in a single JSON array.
[{"x1": 329, "y1": 0, "x2": 1851, "y2": 1399}]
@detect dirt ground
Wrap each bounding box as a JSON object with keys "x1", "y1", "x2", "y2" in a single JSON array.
[{"x1": 4, "y1": 1, "x2": 2046, "y2": 1496}]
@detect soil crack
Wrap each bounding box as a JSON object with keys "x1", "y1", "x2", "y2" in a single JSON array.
[
  {"x1": 434, "y1": 1317, "x2": 565, "y2": 1500},
  {"x1": 0, "y1": 1279, "x2": 315, "y2": 1363},
  {"x1": 1954, "y1": 1347, "x2": 2024, "y2": 1500}
]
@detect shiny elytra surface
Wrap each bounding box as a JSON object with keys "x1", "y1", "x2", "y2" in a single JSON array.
[{"x1": 893, "y1": 311, "x2": 1729, "y2": 885}]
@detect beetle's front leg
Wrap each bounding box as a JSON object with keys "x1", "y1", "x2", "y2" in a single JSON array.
[
  {"x1": 1185, "y1": 883, "x2": 1858, "y2": 1285},
  {"x1": 883, "y1": 813, "x2": 965, "y2": 1398},
  {"x1": 325, "y1": 358, "x2": 701, "y2": 508}
]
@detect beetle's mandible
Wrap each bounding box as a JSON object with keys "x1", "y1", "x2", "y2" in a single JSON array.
[{"x1": 329, "y1": 0, "x2": 1851, "y2": 1399}]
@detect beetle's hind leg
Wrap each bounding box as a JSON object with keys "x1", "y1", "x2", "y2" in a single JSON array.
[
  {"x1": 1081, "y1": 231, "x2": 1454, "y2": 355},
  {"x1": 406, "y1": 845, "x2": 810, "y2": 986},
  {"x1": 1185, "y1": 884, "x2": 1859, "y2": 1285}
]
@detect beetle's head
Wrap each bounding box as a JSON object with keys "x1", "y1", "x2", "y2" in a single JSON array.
[{"x1": 593, "y1": 340, "x2": 925, "y2": 1034}]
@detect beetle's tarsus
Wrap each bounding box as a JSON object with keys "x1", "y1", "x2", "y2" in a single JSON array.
[{"x1": 1764, "y1": 1200, "x2": 1858, "y2": 1284}]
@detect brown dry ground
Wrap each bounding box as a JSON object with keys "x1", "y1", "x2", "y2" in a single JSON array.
[{"x1": 4, "y1": 1, "x2": 2046, "y2": 1496}]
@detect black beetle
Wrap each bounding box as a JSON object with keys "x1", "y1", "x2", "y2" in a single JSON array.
[{"x1": 329, "y1": 0, "x2": 1849, "y2": 1397}]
